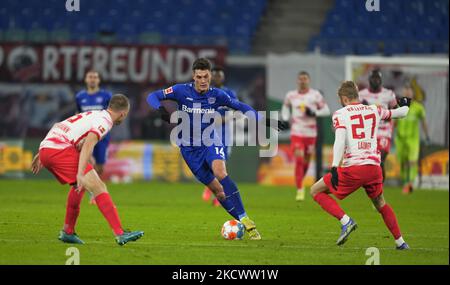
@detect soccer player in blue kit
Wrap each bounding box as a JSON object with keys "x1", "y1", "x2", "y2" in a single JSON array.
[
  {"x1": 147, "y1": 58, "x2": 288, "y2": 240},
  {"x1": 75, "y1": 70, "x2": 112, "y2": 204},
  {"x1": 75, "y1": 70, "x2": 112, "y2": 175},
  {"x1": 202, "y1": 66, "x2": 237, "y2": 207}
]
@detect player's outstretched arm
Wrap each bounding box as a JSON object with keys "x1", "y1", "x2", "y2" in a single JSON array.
[
  {"x1": 77, "y1": 132, "x2": 99, "y2": 191},
  {"x1": 224, "y1": 98, "x2": 288, "y2": 131},
  {"x1": 146, "y1": 90, "x2": 165, "y2": 109},
  {"x1": 146, "y1": 89, "x2": 177, "y2": 122},
  {"x1": 378, "y1": 97, "x2": 410, "y2": 120},
  {"x1": 390, "y1": 106, "x2": 409, "y2": 119},
  {"x1": 315, "y1": 104, "x2": 331, "y2": 117}
]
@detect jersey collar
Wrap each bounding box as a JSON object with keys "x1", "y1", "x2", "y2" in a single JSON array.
[{"x1": 298, "y1": 88, "x2": 310, "y2": 95}]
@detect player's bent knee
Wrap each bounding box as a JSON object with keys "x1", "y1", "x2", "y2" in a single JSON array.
[
  {"x1": 372, "y1": 195, "x2": 386, "y2": 211},
  {"x1": 215, "y1": 171, "x2": 228, "y2": 181},
  {"x1": 310, "y1": 178, "x2": 327, "y2": 197},
  {"x1": 310, "y1": 184, "x2": 320, "y2": 197}
]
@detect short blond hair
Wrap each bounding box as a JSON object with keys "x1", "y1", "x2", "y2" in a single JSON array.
[
  {"x1": 108, "y1": 94, "x2": 130, "y2": 111},
  {"x1": 338, "y1": 81, "x2": 359, "y2": 100}
]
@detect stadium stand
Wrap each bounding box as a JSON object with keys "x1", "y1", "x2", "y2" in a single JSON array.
[
  {"x1": 309, "y1": 0, "x2": 449, "y2": 55},
  {"x1": 0, "y1": 0, "x2": 448, "y2": 55},
  {"x1": 0, "y1": 0, "x2": 268, "y2": 54}
]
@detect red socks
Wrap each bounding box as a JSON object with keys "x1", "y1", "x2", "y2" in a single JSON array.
[
  {"x1": 295, "y1": 157, "x2": 305, "y2": 189},
  {"x1": 313, "y1": 192, "x2": 345, "y2": 220},
  {"x1": 312, "y1": 191, "x2": 402, "y2": 241},
  {"x1": 64, "y1": 186, "x2": 85, "y2": 235},
  {"x1": 95, "y1": 192, "x2": 124, "y2": 236},
  {"x1": 379, "y1": 204, "x2": 402, "y2": 239}
]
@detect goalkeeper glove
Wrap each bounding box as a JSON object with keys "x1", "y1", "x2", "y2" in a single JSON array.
[
  {"x1": 397, "y1": 97, "x2": 411, "y2": 107},
  {"x1": 265, "y1": 118, "x2": 289, "y2": 131},
  {"x1": 157, "y1": 106, "x2": 171, "y2": 122}
]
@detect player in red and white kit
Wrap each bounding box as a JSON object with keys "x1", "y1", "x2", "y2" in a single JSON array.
[
  {"x1": 30, "y1": 94, "x2": 144, "y2": 246},
  {"x1": 310, "y1": 81, "x2": 410, "y2": 249},
  {"x1": 281, "y1": 71, "x2": 330, "y2": 201},
  {"x1": 358, "y1": 70, "x2": 398, "y2": 180}
]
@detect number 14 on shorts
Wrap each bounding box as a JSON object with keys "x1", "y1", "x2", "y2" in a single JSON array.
[{"x1": 215, "y1": 147, "x2": 225, "y2": 159}]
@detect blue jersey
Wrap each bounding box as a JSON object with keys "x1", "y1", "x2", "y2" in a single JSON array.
[
  {"x1": 75, "y1": 89, "x2": 112, "y2": 144},
  {"x1": 75, "y1": 89, "x2": 112, "y2": 112},
  {"x1": 215, "y1": 86, "x2": 237, "y2": 155},
  {"x1": 147, "y1": 83, "x2": 258, "y2": 149}
]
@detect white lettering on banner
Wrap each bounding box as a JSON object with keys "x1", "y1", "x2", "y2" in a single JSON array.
[
  {"x1": 198, "y1": 49, "x2": 217, "y2": 61},
  {"x1": 110, "y1": 47, "x2": 128, "y2": 82},
  {"x1": 36, "y1": 46, "x2": 221, "y2": 83},
  {"x1": 43, "y1": 46, "x2": 59, "y2": 80},
  {"x1": 129, "y1": 48, "x2": 148, "y2": 82},
  {"x1": 175, "y1": 49, "x2": 196, "y2": 82},
  {"x1": 151, "y1": 49, "x2": 174, "y2": 82},
  {"x1": 60, "y1": 47, "x2": 77, "y2": 81},
  {"x1": 93, "y1": 47, "x2": 109, "y2": 79},
  {"x1": 77, "y1": 46, "x2": 92, "y2": 80}
]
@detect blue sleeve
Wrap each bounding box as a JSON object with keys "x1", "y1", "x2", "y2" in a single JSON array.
[
  {"x1": 218, "y1": 90, "x2": 261, "y2": 120},
  {"x1": 228, "y1": 89, "x2": 238, "y2": 100},
  {"x1": 106, "y1": 91, "x2": 112, "y2": 105},
  {"x1": 146, "y1": 84, "x2": 181, "y2": 110},
  {"x1": 75, "y1": 92, "x2": 82, "y2": 113}
]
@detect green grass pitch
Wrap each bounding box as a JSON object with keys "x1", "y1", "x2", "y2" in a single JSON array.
[{"x1": 0, "y1": 179, "x2": 448, "y2": 265}]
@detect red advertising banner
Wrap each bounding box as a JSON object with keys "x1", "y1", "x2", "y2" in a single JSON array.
[{"x1": 0, "y1": 43, "x2": 227, "y2": 84}]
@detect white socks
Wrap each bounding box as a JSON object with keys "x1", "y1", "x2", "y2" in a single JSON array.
[
  {"x1": 395, "y1": 236, "x2": 405, "y2": 247},
  {"x1": 340, "y1": 215, "x2": 350, "y2": 226}
]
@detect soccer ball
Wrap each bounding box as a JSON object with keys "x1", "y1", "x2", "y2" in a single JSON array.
[{"x1": 221, "y1": 220, "x2": 245, "y2": 240}]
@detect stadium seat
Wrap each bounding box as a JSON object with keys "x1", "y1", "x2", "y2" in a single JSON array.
[
  {"x1": 355, "y1": 41, "x2": 379, "y2": 55},
  {"x1": 330, "y1": 40, "x2": 354, "y2": 55},
  {"x1": 383, "y1": 41, "x2": 407, "y2": 56},
  {"x1": 1, "y1": 0, "x2": 269, "y2": 54},
  {"x1": 314, "y1": 0, "x2": 447, "y2": 55},
  {"x1": 408, "y1": 41, "x2": 433, "y2": 54},
  {"x1": 432, "y1": 41, "x2": 449, "y2": 54}
]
